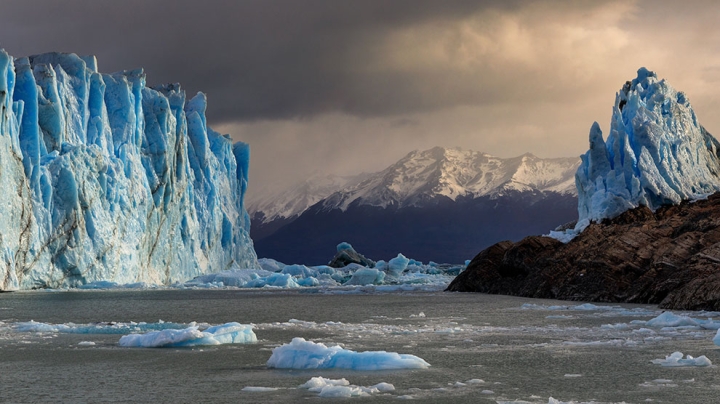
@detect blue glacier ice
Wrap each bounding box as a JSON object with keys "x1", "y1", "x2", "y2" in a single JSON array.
[
  {"x1": 0, "y1": 50, "x2": 257, "y2": 290},
  {"x1": 266, "y1": 337, "x2": 430, "y2": 370},
  {"x1": 118, "y1": 322, "x2": 256, "y2": 348},
  {"x1": 575, "y1": 68, "x2": 720, "y2": 225}
]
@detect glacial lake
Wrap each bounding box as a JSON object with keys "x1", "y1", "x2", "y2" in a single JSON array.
[{"x1": 1, "y1": 289, "x2": 719, "y2": 403}]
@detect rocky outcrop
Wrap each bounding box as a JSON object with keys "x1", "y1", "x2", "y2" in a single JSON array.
[{"x1": 447, "y1": 193, "x2": 720, "y2": 310}]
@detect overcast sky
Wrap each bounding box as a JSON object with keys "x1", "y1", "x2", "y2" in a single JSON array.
[{"x1": 2, "y1": 0, "x2": 720, "y2": 198}]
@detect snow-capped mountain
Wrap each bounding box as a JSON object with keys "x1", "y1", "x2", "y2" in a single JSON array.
[
  {"x1": 321, "y1": 147, "x2": 579, "y2": 211},
  {"x1": 248, "y1": 173, "x2": 369, "y2": 224},
  {"x1": 252, "y1": 147, "x2": 580, "y2": 264}
]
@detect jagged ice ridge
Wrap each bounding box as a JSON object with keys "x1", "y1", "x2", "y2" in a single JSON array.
[
  {"x1": 576, "y1": 67, "x2": 720, "y2": 224},
  {"x1": 0, "y1": 50, "x2": 257, "y2": 290}
]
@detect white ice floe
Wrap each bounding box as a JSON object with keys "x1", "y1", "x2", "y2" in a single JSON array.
[
  {"x1": 650, "y1": 352, "x2": 712, "y2": 367},
  {"x1": 118, "y1": 322, "x2": 256, "y2": 348},
  {"x1": 298, "y1": 377, "x2": 395, "y2": 398},
  {"x1": 242, "y1": 387, "x2": 279, "y2": 392},
  {"x1": 77, "y1": 341, "x2": 95, "y2": 346},
  {"x1": 640, "y1": 311, "x2": 720, "y2": 331},
  {"x1": 266, "y1": 337, "x2": 430, "y2": 370},
  {"x1": 14, "y1": 320, "x2": 188, "y2": 334}
]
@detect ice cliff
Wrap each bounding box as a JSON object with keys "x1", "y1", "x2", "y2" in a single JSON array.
[
  {"x1": 0, "y1": 50, "x2": 257, "y2": 290},
  {"x1": 575, "y1": 67, "x2": 720, "y2": 224}
]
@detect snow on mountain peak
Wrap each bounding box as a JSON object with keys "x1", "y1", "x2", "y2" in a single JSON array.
[
  {"x1": 319, "y1": 147, "x2": 579, "y2": 211},
  {"x1": 575, "y1": 67, "x2": 720, "y2": 223},
  {"x1": 247, "y1": 173, "x2": 370, "y2": 223}
]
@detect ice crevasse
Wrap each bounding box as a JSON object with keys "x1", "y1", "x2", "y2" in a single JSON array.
[
  {"x1": 574, "y1": 67, "x2": 720, "y2": 226},
  {"x1": 0, "y1": 49, "x2": 258, "y2": 290}
]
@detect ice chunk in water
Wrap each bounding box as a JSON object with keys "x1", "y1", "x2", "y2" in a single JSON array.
[
  {"x1": 651, "y1": 352, "x2": 712, "y2": 367},
  {"x1": 118, "y1": 322, "x2": 256, "y2": 347},
  {"x1": 267, "y1": 337, "x2": 430, "y2": 370}
]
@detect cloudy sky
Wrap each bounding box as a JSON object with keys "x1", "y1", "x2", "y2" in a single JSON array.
[{"x1": 2, "y1": 0, "x2": 720, "y2": 198}]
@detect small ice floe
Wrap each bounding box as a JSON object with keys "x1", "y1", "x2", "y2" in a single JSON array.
[
  {"x1": 546, "y1": 315, "x2": 574, "y2": 320},
  {"x1": 299, "y1": 377, "x2": 395, "y2": 398},
  {"x1": 564, "y1": 374, "x2": 582, "y2": 378},
  {"x1": 466, "y1": 379, "x2": 484, "y2": 384},
  {"x1": 481, "y1": 390, "x2": 494, "y2": 394},
  {"x1": 645, "y1": 312, "x2": 699, "y2": 328},
  {"x1": 13, "y1": 320, "x2": 188, "y2": 335},
  {"x1": 651, "y1": 352, "x2": 712, "y2": 367},
  {"x1": 713, "y1": 329, "x2": 720, "y2": 346},
  {"x1": 639, "y1": 379, "x2": 678, "y2": 388},
  {"x1": 77, "y1": 341, "x2": 95, "y2": 346},
  {"x1": 548, "y1": 398, "x2": 616, "y2": 404},
  {"x1": 267, "y1": 337, "x2": 429, "y2": 370},
  {"x1": 242, "y1": 387, "x2": 279, "y2": 392},
  {"x1": 409, "y1": 312, "x2": 426, "y2": 318},
  {"x1": 601, "y1": 323, "x2": 629, "y2": 330},
  {"x1": 645, "y1": 311, "x2": 720, "y2": 330},
  {"x1": 118, "y1": 322, "x2": 256, "y2": 348}
]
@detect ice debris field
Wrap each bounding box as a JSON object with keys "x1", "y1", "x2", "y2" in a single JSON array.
[
  {"x1": 63, "y1": 243, "x2": 467, "y2": 292},
  {"x1": 6, "y1": 301, "x2": 720, "y2": 402}
]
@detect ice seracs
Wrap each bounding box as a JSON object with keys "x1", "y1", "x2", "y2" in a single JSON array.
[
  {"x1": 0, "y1": 50, "x2": 258, "y2": 290},
  {"x1": 575, "y1": 67, "x2": 720, "y2": 225}
]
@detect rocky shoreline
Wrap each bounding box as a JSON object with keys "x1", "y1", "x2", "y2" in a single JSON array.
[{"x1": 447, "y1": 193, "x2": 720, "y2": 311}]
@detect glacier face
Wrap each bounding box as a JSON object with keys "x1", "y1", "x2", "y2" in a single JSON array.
[
  {"x1": 0, "y1": 50, "x2": 257, "y2": 290},
  {"x1": 576, "y1": 67, "x2": 720, "y2": 224}
]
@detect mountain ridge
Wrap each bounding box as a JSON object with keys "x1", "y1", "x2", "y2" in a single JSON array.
[
  {"x1": 250, "y1": 147, "x2": 580, "y2": 224},
  {"x1": 251, "y1": 147, "x2": 580, "y2": 264}
]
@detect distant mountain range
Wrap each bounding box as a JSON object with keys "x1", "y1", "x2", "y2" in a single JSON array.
[{"x1": 248, "y1": 147, "x2": 580, "y2": 264}]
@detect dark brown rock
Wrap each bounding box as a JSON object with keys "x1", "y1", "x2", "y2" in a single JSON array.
[{"x1": 446, "y1": 194, "x2": 720, "y2": 310}]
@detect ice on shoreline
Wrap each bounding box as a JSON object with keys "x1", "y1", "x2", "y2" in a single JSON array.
[
  {"x1": 267, "y1": 337, "x2": 430, "y2": 370},
  {"x1": 119, "y1": 322, "x2": 256, "y2": 348}
]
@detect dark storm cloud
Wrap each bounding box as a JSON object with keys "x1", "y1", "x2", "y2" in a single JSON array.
[{"x1": 0, "y1": 0, "x2": 534, "y2": 124}]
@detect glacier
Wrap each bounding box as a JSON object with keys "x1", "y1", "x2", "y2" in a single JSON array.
[
  {"x1": 575, "y1": 67, "x2": 720, "y2": 224},
  {"x1": 0, "y1": 49, "x2": 257, "y2": 290}
]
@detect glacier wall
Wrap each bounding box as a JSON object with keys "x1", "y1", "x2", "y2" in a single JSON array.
[
  {"x1": 575, "y1": 67, "x2": 720, "y2": 224},
  {"x1": 0, "y1": 50, "x2": 257, "y2": 290}
]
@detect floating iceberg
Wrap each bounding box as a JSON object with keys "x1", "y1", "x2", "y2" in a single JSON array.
[
  {"x1": 0, "y1": 49, "x2": 257, "y2": 290},
  {"x1": 552, "y1": 68, "x2": 720, "y2": 241},
  {"x1": 651, "y1": 352, "x2": 712, "y2": 367},
  {"x1": 645, "y1": 312, "x2": 699, "y2": 328},
  {"x1": 266, "y1": 337, "x2": 430, "y2": 370},
  {"x1": 298, "y1": 377, "x2": 395, "y2": 398},
  {"x1": 640, "y1": 311, "x2": 720, "y2": 330},
  {"x1": 118, "y1": 322, "x2": 256, "y2": 348}
]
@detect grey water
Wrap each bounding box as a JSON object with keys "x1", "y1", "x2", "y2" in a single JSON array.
[{"x1": 1, "y1": 290, "x2": 719, "y2": 403}]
